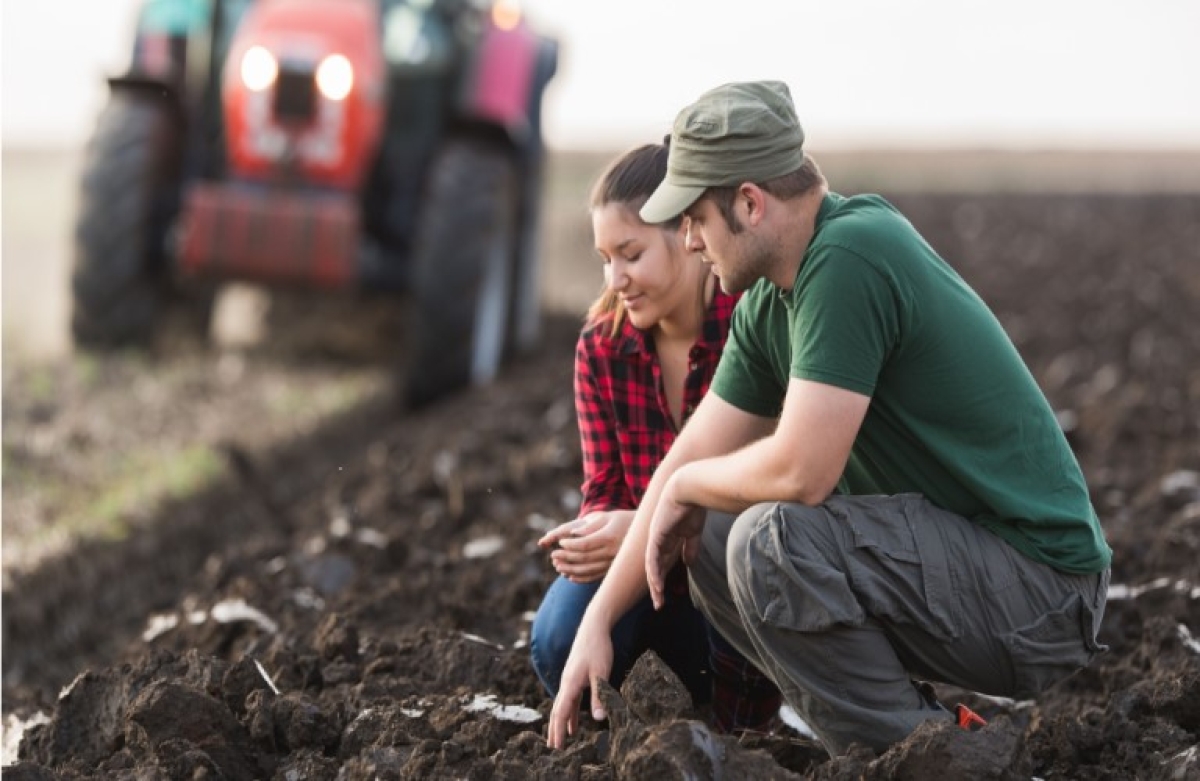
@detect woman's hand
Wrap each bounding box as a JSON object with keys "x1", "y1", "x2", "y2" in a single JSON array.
[
  {"x1": 547, "y1": 615, "x2": 613, "y2": 749},
  {"x1": 537, "y1": 510, "x2": 635, "y2": 583}
]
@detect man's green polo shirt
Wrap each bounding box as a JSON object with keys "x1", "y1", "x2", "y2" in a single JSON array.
[{"x1": 712, "y1": 192, "x2": 1111, "y2": 574}]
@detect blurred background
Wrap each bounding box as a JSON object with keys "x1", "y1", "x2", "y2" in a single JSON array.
[
  {"x1": 5, "y1": 0, "x2": 1200, "y2": 358},
  {"x1": 7, "y1": 0, "x2": 1200, "y2": 150}
]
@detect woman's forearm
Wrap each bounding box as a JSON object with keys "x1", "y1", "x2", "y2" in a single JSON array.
[
  {"x1": 578, "y1": 393, "x2": 774, "y2": 630},
  {"x1": 577, "y1": 438, "x2": 687, "y2": 628}
]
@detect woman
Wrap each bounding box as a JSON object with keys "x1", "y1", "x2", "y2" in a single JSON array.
[{"x1": 530, "y1": 141, "x2": 780, "y2": 733}]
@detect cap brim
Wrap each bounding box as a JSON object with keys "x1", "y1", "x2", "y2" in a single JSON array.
[{"x1": 639, "y1": 183, "x2": 706, "y2": 224}]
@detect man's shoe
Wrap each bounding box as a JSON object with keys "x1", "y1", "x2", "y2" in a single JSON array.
[
  {"x1": 915, "y1": 681, "x2": 987, "y2": 731},
  {"x1": 955, "y1": 703, "x2": 987, "y2": 731}
]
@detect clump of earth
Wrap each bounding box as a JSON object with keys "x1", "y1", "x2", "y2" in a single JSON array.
[{"x1": 4, "y1": 192, "x2": 1199, "y2": 779}]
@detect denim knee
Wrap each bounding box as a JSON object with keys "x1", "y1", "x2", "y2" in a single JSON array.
[{"x1": 530, "y1": 576, "x2": 598, "y2": 696}]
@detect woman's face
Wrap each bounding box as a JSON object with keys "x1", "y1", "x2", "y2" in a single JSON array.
[{"x1": 592, "y1": 202, "x2": 698, "y2": 331}]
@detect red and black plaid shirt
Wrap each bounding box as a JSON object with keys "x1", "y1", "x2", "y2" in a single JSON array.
[
  {"x1": 574, "y1": 288, "x2": 739, "y2": 517},
  {"x1": 572, "y1": 288, "x2": 782, "y2": 733}
]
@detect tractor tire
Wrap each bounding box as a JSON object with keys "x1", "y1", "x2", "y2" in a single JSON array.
[
  {"x1": 507, "y1": 153, "x2": 545, "y2": 358},
  {"x1": 403, "y1": 139, "x2": 519, "y2": 407},
  {"x1": 71, "y1": 91, "x2": 181, "y2": 349}
]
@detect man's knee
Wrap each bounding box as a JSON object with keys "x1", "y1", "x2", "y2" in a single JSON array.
[
  {"x1": 724, "y1": 502, "x2": 864, "y2": 633},
  {"x1": 725, "y1": 502, "x2": 783, "y2": 587},
  {"x1": 691, "y1": 511, "x2": 735, "y2": 592},
  {"x1": 692, "y1": 503, "x2": 835, "y2": 621}
]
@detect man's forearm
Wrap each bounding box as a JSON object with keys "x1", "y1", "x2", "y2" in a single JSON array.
[
  {"x1": 672, "y1": 434, "x2": 835, "y2": 511},
  {"x1": 577, "y1": 443, "x2": 685, "y2": 627}
]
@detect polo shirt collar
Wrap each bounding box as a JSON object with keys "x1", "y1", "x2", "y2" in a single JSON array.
[{"x1": 775, "y1": 191, "x2": 843, "y2": 305}]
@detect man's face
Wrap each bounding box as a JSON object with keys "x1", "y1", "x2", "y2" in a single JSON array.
[{"x1": 683, "y1": 197, "x2": 771, "y2": 295}]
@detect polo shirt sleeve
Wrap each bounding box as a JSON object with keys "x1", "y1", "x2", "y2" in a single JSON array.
[
  {"x1": 711, "y1": 293, "x2": 788, "y2": 418},
  {"x1": 791, "y1": 246, "x2": 899, "y2": 396}
]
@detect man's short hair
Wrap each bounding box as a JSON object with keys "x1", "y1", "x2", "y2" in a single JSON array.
[{"x1": 704, "y1": 153, "x2": 826, "y2": 233}]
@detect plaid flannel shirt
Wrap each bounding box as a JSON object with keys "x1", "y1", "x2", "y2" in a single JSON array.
[
  {"x1": 573, "y1": 287, "x2": 781, "y2": 733},
  {"x1": 574, "y1": 288, "x2": 738, "y2": 516}
]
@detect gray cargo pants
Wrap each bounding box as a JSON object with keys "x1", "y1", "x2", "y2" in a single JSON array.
[{"x1": 687, "y1": 494, "x2": 1108, "y2": 756}]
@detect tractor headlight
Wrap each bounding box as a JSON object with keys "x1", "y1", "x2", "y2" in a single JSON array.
[
  {"x1": 241, "y1": 46, "x2": 279, "y2": 92},
  {"x1": 316, "y1": 54, "x2": 354, "y2": 101}
]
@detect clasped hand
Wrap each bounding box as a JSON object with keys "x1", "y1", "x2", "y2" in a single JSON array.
[{"x1": 537, "y1": 509, "x2": 634, "y2": 583}]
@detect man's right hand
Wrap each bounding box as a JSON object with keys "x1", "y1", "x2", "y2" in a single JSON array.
[{"x1": 547, "y1": 618, "x2": 614, "y2": 749}]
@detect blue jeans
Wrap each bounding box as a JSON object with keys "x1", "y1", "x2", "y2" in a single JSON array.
[{"x1": 530, "y1": 570, "x2": 711, "y2": 703}]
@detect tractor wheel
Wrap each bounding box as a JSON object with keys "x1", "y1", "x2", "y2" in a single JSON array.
[
  {"x1": 71, "y1": 91, "x2": 181, "y2": 349},
  {"x1": 507, "y1": 153, "x2": 545, "y2": 358},
  {"x1": 403, "y1": 139, "x2": 519, "y2": 407}
]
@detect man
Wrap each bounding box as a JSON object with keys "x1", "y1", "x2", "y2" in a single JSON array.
[{"x1": 546, "y1": 80, "x2": 1111, "y2": 756}]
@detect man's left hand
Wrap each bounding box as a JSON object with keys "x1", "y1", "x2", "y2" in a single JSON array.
[{"x1": 645, "y1": 474, "x2": 707, "y2": 609}]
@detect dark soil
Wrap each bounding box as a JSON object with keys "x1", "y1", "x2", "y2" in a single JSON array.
[{"x1": 4, "y1": 192, "x2": 1199, "y2": 780}]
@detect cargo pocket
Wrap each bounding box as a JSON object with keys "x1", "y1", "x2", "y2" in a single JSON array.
[
  {"x1": 743, "y1": 506, "x2": 865, "y2": 634},
  {"x1": 839, "y1": 494, "x2": 960, "y2": 642},
  {"x1": 1003, "y1": 592, "x2": 1099, "y2": 699}
]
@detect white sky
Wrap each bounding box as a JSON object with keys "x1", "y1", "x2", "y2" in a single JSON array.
[{"x1": 3, "y1": 0, "x2": 1199, "y2": 151}]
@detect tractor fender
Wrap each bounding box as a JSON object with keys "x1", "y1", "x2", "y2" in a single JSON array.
[
  {"x1": 107, "y1": 75, "x2": 181, "y2": 105},
  {"x1": 105, "y1": 75, "x2": 186, "y2": 130},
  {"x1": 457, "y1": 20, "x2": 556, "y2": 150}
]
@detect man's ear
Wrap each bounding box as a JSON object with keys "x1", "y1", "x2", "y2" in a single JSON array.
[{"x1": 739, "y1": 183, "x2": 768, "y2": 226}]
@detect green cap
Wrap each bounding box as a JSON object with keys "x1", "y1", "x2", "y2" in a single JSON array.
[{"x1": 640, "y1": 80, "x2": 806, "y2": 224}]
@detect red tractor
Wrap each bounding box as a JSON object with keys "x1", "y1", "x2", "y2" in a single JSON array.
[{"x1": 71, "y1": 0, "x2": 558, "y2": 405}]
